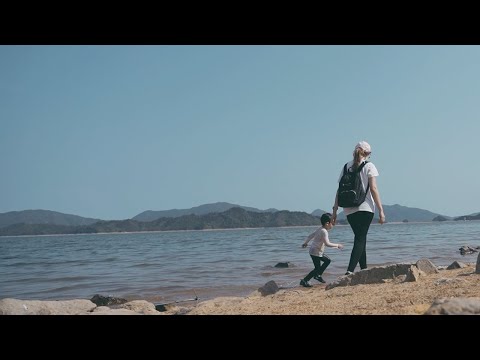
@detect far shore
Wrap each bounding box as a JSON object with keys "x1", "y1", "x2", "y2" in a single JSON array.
[{"x1": 2, "y1": 219, "x2": 478, "y2": 238}]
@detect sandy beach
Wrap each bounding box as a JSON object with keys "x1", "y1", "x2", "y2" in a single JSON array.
[{"x1": 186, "y1": 263, "x2": 480, "y2": 315}]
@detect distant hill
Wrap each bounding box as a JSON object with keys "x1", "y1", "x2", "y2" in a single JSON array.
[
  {"x1": 0, "y1": 207, "x2": 320, "y2": 236},
  {"x1": 336, "y1": 204, "x2": 449, "y2": 223},
  {"x1": 311, "y1": 209, "x2": 329, "y2": 217},
  {"x1": 432, "y1": 215, "x2": 450, "y2": 222},
  {"x1": 454, "y1": 213, "x2": 480, "y2": 221},
  {"x1": 132, "y1": 202, "x2": 278, "y2": 222},
  {"x1": 1, "y1": 203, "x2": 475, "y2": 236},
  {"x1": 0, "y1": 210, "x2": 101, "y2": 229}
]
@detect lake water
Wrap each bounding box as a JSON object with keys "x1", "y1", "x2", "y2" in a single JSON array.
[{"x1": 1, "y1": 221, "x2": 479, "y2": 305}]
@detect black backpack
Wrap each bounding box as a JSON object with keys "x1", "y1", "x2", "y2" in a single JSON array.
[{"x1": 337, "y1": 161, "x2": 369, "y2": 208}]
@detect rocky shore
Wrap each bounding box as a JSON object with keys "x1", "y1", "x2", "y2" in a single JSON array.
[{"x1": 2, "y1": 257, "x2": 480, "y2": 315}]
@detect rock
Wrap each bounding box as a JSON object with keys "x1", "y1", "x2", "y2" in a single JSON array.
[
  {"x1": 274, "y1": 262, "x2": 293, "y2": 268},
  {"x1": 88, "y1": 307, "x2": 139, "y2": 315},
  {"x1": 434, "y1": 278, "x2": 465, "y2": 286},
  {"x1": 155, "y1": 304, "x2": 169, "y2": 312},
  {"x1": 258, "y1": 280, "x2": 279, "y2": 296},
  {"x1": 169, "y1": 306, "x2": 192, "y2": 315},
  {"x1": 476, "y1": 253, "x2": 480, "y2": 274},
  {"x1": 90, "y1": 294, "x2": 128, "y2": 307},
  {"x1": 416, "y1": 258, "x2": 439, "y2": 274},
  {"x1": 459, "y1": 245, "x2": 479, "y2": 255},
  {"x1": 155, "y1": 302, "x2": 183, "y2": 312},
  {"x1": 326, "y1": 274, "x2": 352, "y2": 290},
  {"x1": 120, "y1": 300, "x2": 159, "y2": 315},
  {"x1": 187, "y1": 297, "x2": 244, "y2": 315},
  {"x1": 424, "y1": 298, "x2": 480, "y2": 315},
  {"x1": 326, "y1": 264, "x2": 413, "y2": 290},
  {"x1": 0, "y1": 298, "x2": 96, "y2": 315},
  {"x1": 404, "y1": 266, "x2": 420, "y2": 282},
  {"x1": 446, "y1": 261, "x2": 467, "y2": 270},
  {"x1": 246, "y1": 290, "x2": 262, "y2": 298}
]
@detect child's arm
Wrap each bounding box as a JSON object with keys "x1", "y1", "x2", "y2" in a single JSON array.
[
  {"x1": 324, "y1": 232, "x2": 344, "y2": 249},
  {"x1": 302, "y1": 231, "x2": 316, "y2": 248}
]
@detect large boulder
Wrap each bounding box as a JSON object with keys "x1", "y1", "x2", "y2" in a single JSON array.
[
  {"x1": 0, "y1": 298, "x2": 96, "y2": 315},
  {"x1": 326, "y1": 264, "x2": 413, "y2": 290},
  {"x1": 424, "y1": 298, "x2": 480, "y2": 315},
  {"x1": 416, "y1": 258, "x2": 439, "y2": 275}
]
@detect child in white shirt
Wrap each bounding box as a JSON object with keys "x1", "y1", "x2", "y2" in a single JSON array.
[{"x1": 300, "y1": 213, "x2": 344, "y2": 287}]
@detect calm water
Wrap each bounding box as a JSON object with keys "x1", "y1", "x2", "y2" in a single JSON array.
[{"x1": 1, "y1": 221, "x2": 479, "y2": 304}]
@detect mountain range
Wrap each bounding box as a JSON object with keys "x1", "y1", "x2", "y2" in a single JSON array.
[
  {"x1": 0, "y1": 209, "x2": 100, "y2": 229},
  {"x1": 132, "y1": 202, "x2": 278, "y2": 222},
  {"x1": 0, "y1": 202, "x2": 479, "y2": 236}
]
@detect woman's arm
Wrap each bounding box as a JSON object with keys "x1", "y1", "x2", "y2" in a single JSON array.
[
  {"x1": 323, "y1": 231, "x2": 344, "y2": 249},
  {"x1": 332, "y1": 190, "x2": 339, "y2": 225},
  {"x1": 369, "y1": 176, "x2": 385, "y2": 224}
]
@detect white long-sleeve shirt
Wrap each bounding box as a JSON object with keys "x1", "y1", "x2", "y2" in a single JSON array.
[{"x1": 306, "y1": 227, "x2": 336, "y2": 256}]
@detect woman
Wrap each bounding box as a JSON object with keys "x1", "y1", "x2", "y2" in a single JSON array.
[{"x1": 332, "y1": 141, "x2": 385, "y2": 275}]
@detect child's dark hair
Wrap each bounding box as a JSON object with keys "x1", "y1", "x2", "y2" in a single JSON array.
[{"x1": 321, "y1": 212, "x2": 332, "y2": 226}]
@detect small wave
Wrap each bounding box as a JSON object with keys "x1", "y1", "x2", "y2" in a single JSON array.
[{"x1": 128, "y1": 263, "x2": 157, "y2": 268}]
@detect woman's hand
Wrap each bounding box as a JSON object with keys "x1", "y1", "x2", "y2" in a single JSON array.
[{"x1": 379, "y1": 210, "x2": 386, "y2": 224}]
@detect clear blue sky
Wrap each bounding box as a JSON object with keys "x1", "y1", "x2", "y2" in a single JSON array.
[{"x1": 1, "y1": 45, "x2": 479, "y2": 220}]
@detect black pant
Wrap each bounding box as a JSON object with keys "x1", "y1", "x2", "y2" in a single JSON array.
[
  {"x1": 346, "y1": 211, "x2": 374, "y2": 272},
  {"x1": 304, "y1": 254, "x2": 331, "y2": 281}
]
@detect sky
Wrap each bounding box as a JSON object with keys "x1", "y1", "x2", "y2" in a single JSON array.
[{"x1": 1, "y1": 45, "x2": 479, "y2": 220}]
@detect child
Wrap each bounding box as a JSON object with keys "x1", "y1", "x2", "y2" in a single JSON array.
[{"x1": 300, "y1": 212, "x2": 344, "y2": 287}]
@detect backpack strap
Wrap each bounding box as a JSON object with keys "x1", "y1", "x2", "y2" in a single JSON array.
[
  {"x1": 346, "y1": 161, "x2": 368, "y2": 173},
  {"x1": 357, "y1": 161, "x2": 370, "y2": 194},
  {"x1": 357, "y1": 160, "x2": 369, "y2": 172}
]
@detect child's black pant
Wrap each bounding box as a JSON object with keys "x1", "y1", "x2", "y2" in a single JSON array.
[{"x1": 304, "y1": 254, "x2": 331, "y2": 281}]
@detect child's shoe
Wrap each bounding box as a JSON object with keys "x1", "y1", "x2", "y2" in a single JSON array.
[
  {"x1": 300, "y1": 279, "x2": 312, "y2": 288},
  {"x1": 313, "y1": 275, "x2": 326, "y2": 283}
]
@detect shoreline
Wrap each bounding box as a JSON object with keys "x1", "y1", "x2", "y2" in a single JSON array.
[{"x1": 2, "y1": 261, "x2": 479, "y2": 315}]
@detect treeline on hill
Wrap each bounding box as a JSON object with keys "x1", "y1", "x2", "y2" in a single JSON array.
[
  {"x1": 454, "y1": 214, "x2": 480, "y2": 221},
  {"x1": 0, "y1": 207, "x2": 322, "y2": 236}
]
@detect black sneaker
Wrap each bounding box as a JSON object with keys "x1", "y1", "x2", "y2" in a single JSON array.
[
  {"x1": 345, "y1": 271, "x2": 354, "y2": 276},
  {"x1": 300, "y1": 279, "x2": 312, "y2": 288},
  {"x1": 314, "y1": 275, "x2": 326, "y2": 283}
]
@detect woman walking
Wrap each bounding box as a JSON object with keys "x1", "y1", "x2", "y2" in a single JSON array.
[{"x1": 332, "y1": 141, "x2": 385, "y2": 275}]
